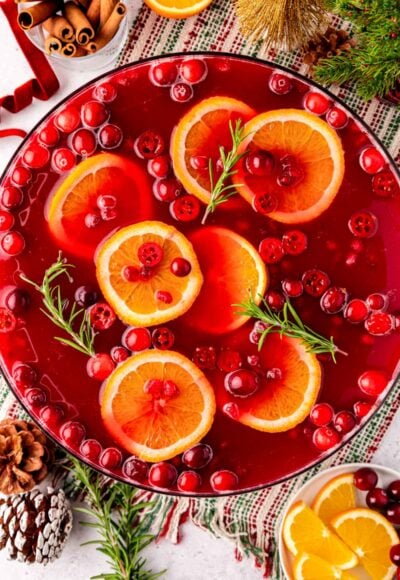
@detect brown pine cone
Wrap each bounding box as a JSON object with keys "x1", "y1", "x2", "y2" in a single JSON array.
[
  {"x1": 304, "y1": 26, "x2": 357, "y2": 69},
  {"x1": 0, "y1": 419, "x2": 55, "y2": 495}
]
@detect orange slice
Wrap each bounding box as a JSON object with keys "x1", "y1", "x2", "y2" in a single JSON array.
[
  {"x1": 144, "y1": 0, "x2": 213, "y2": 18},
  {"x1": 293, "y1": 553, "x2": 358, "y2": 580},
  {"x1": 101, "y1": 350, "x2": 216, "y2": 461},
  {"x1": 47, "y1": 153, "x2": 153, "y2": 260},
  {"x1": 283, "y1": 501, "x2": 358, "y2": 570},
  {"x1": 312, "y1": 473, "x2": 356, "y2": 525},
  {"x1": 171, "y1": 96, "x2": 255, "y2": 204},
  {"x1": 232, "y1": 109, "x2": 345, "y2": 224},
  {"x1": 181, "y1": 226, "x2": 267, "y2": 334},
  {"x1": 331, "y1": 508, "x2": 398, "y2": 580},
  {"x1": 95, "y1": 221, "x2": 203, "y2": 327}
]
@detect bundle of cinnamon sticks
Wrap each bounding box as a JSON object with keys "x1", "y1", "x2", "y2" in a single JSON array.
[{"x1": 17, "y1": 0, "x2": 127, "y2": 58}]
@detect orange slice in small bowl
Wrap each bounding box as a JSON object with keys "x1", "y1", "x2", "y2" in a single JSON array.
[{"x1": 312, "y1": 473, "x2": 356, "y2": 525}]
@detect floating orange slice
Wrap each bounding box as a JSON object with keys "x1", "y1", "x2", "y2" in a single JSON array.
[
  {"x1": 182, "y1": 226, "x2": 267, "y2": 334},
  {"x1": 233, "y1": 109, "x2": 345, "y2": 224},
  {"x1": 95, "y1": 221, "x2": 203, "y2": 327},
  {"x1": 101, "y1": 350, "x2": 216, "y2": 462},
  {"x1": 293, "y1": 553, "x2": 358, "y2": 580},
  {"x1": 312, "y1": 473, "x2": 356, "y2": 525},
  {"x1": 47, "y1": 153, "x2": 153, "y2": 260},
  {"x1": 171, "y1": 96, "x2": 255, "y2": 204},
  {"x1": 144, "y1": 0, "x2": 213, "y2": 18}
]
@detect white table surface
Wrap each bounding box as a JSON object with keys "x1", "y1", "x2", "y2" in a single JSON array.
[{"x1": 1, "y1": 11, "x2": 400, "y2": 579}]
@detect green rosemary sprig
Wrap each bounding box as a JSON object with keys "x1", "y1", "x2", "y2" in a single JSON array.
[
  {"x1": 201, "y1": 119, "x2": 247, "y2": 224},
  {"x1": 71, "y1": 458, "x2": 164, "y2": 580},
  {"x1": 20, "y1": 252, "x2": 95, "y2": 357},
  {"x1": 236, "y1": 295, "x2": 347, "y2": 363}
]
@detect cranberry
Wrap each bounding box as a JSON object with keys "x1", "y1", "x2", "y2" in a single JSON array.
[
  {"x1": 353, "y1": 467, "x2": 378, "y2": 490},
  {"x1": 86, "y1": 353, "x2": 115, "y2": 380},
  {"x1": 302, "y1": 269, "x2": 330, "y2": 298},
  {"x1": 312, "y1": 426, "x2": 341, "y2": 451},
  {"x1": 387, "y1": 480, "x2": 400, "y2": 501},
  {"x1": 223, "y1": 402, "x2": 240, "y2": 420},
  {"x1": 163, "y1": 380, "x2": 179, "y2": 398},
  {"x1": 110, "y1": 345, "x2": 129, "y2": 363},
  {"x1": 358, "y1": 369, "x2": 388, "y2": 397},
  {"x1": 359, "y1": 147, "x2": 386, "y2": 174},
  {"x1": 304, "y1": 92, "x2": 330, "y2": 115},
  {"x1": 0, "y1": 211, "x2": 14, "y2": 232},
  {"x1": 192, "y1": 346, "x2": 216, "y2": 370},
  {"x1": 282, "y1": 279, "x2": 303, "y2": 298},
  {"x1": 80, "y1": 438, "x2": 102, "y2": 461},
  {"x1": 365, "y1": 312, "x2": 394, "y2": 336},
  {"x1": 89, "y1": 302, "x2": 116, "y2": 331},
  {"x1": 182, "y1": 443, "x2": 213, "y2": 469},
  {"x1": 74, "y1": 285, "x2": 99, "y2": 307},
  {"x1": 386, "y1": 504, "x2": 400, "y2": 526},
  {"x1": 39, "y1": 404, "x2": 65, "y2": 427},
  {"x1": 137, "y1": 242, "x2": 163, "y2": 268},
  {"x1": 264, "y1": 290, "x2": 285, "y2": 311},
  {"x1": 344, "y1": 299, "x2": 369, "y2": 323},
  {"x1": 170, "y1": 82, "x2": 194, "y2": 103},
  {"x1": 210, "y1": 469, "x2": 238, "y2": 492},
  {"x1": 252, "y1": 192, "x2": 278, "y2": 216},
  {"x1": 309, "y1": 403, "x2": 334, "y2": 427},
  {"x1": 144, "y1": 379, "x2": 164, "y2": 397},
  {"x1": 81, "y1": 101, "x2": 109, "y2": 128},
  {"x1": 282, "y1": 230, "x2": 308, "y2": 255},
  {"x1": 38, "y1": 125, "x2": 59, "y2": 147},
  {"x1": 99, "y1": 447, "x2": 122, "y2": 470},
  {"x1": 152, "y1": 327, "x2": 174, "y2": 350},
  {"x1": 1, "y1": 231, "x2": 25, "y2": 256},
  {"x1": 225, "y1": 369, "x2": 260, "y2": 398},
  {"x1": 217, "y1": 350, "x2": 242, "y2": 372},
  {"x1": 25, "y1": 387, "x2": 47, "y2": 408},
  {"x1": 278, "y1": 155, "x2": 304, "y2": 187},
  {"x1": 122, "y1": 327, "x2": 151, "y2": 351},
  {"x1": 170, "y1": 194, "x2": 201, "y2": 222},
  {"x1": 149, "y1": 61, "x2": 178, "y2": 86},
  {"x1": 60, "y1": 421, "x2": 85, "y2": 448},
  {"x1": 52, "y1": 148, "x2": 76, "y2": 173},
  {"x1": 93, "y1": 81, "x2": 117, "y2": 102},
  {"x1": 85, "y1": 212, "x2": 101, "y2": 228},
  {"x1": 71, "y1": 128, "x2": 97, "y2": 156},
  {"x1": 155, "y1": 290, "x2": 173, "y2": 304},
  {"x1": 55, "y1": 106, "x2": 80, "y2": 133},
  {"x1": 180, "y1": 58, "x2": 207, "y2": 84},
  {"x1": 147, "y1": 155, "x2": 171, "y2": 179},
  {"x1": 177, "y1": 470, "x2": 202, "y2": 492},
  {"x1": 190, "y1": 155, "x2": 209, "y2": 171},
  {"x1": 390, "y1": 544, "x2": 400, "y2": 566},
  {"x1": 98, "y1": 124, "x2": 123, "y2": 149},
  {"x1": 320, "y1": 287, "x2": 348, "y2": 314},
  {"x1": 366, "y1": 293, "x2": 387, "y2": 312},
  {"x1": 1, "y1": 186, "x2": 23, "y2": 212},
  {"x1": 11, "y1": 167, "x2": 31, "y2": 187},
  {"x1": 269, "y1": 73, "x2": 292, "y2": 95},
  {"x1": 22, "y1": 143, "x2": 50, "y2": 169},
  {"x1": 353, "y1": 400, "x2": 373, "y2": 419},
  {"x1": 348, "y1": 211, "x2": 378, "y2": 238},
  {"x1": 5, "y1": 287, "x2": 30, "y2": 314},
  {"x1": 122, "y1": 457, "x2": 148, "y2": 481},
  {"x1": 366, "y1": 487, "x2": 389, "y2": 509},
  {"x1": 134, "y1": 130, "x2": 165, "y2": 159},
  {"x1": 245, "y1": 151, "x2": 274, "y2": 176},
  {"x1": 153, "y1": 178, "x2": 183, "y2": 202},
  {"x1": 97, "y1": 195, "x2": 116, "y2": 210},
  {"x1": 259, "y1": 237, "x2": 284, "y2": 264},
  {"x1": 170, "y1": 257, "x2": 191, "y2": 277},
  {"x1": 372, "y1": 170, "x2": 399, "y2": 198},
  {"x1": 326, "y1": 107, "x2": 348, "y2": 129},
  {"x1": 333, "y1": 410, "x2": 356, "y2": 434},
  {"x1": 148, "y1": 462, "x2": 177, "y2": 488},
  {"x1": 13, "y1": 363, "x2": 37, "y2": 388}
]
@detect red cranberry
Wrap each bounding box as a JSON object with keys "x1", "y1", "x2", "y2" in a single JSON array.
[
  {"x1": 80, "y1": 438, "x2": 102, "y2": 461},
  {"x1": 223, "y1": 402, "x2": 240, "y2": 420},
  {"x1": 171, "y1": 257, "x2": 191, "y2": 277},
  {"x1": 1, "y1": 231, "x2": 25, "y2": 256},
  {"x1": 348, "y1": 211, "x2": 378, "y2": 238},
  {"x1": 11, "y1": 167, "x2": 31, "y2": 187},
  {"x1": 122, "y1": 457, "x2": 148, "y2": 481},
  {"x1": 387, "y1": 480, "x2": 400, "y2": 501},
  {"x1": 155, "y1": 290, "x2": 173, "y2": 304},
  {"x1": 170, "y1": 194, "x2": 201, "y2": 222},
  {"x1": 210, "y1": 469, "x2": 238, "y2": 492},
  {"x1": 152, "y1": 327, "x2": 174, "y2": 350},
  {"x1": 282, "y1": 230, "x2": 308, "y2": 255},
  {"x1": 192, "y1": 346, "x2": 216, "y2": 370},
  {"x1": 86, "y1": 353, "x2": 115, "y2": 380},
  {"x1": 326, "y1": 107, "x2": 348, "y2": 129},
  {"x1": 1, "y1": 186, "x2": 23, "y2": 208},
  {"x1": 312, "y1": 426, "x2": 341, "y2": 451},
  {"x1": 224, "y1": 369, "x2": 260, "y2": 398},
  {"x1": 149, "y1": 61, "x2": 178, "y2": 86},
  {"x1": 93, "y1": 82, "x2": 117, "y2": 102},
  {"x1": 153, "y1": 178, "x2": 183, "y2": 202},
  {"x1": 372, "y1": 170, "x2": 399, "y2": 198},
  {"x1": 309, "y1": 403, "x2": 334, "y2": 427},
  {"x1": 386, "y1": 504, "x2": 400, "y2": 526},
  {"x1": 320, "y1": 287, "x2": 348, "y2": 314},
  {"x1": 25, "y1": 387, "x2": 47, "y2": 408},
  {"x1": 282, "y1": 279, "x2": 303, "y2": 298},
  {"x1": 252, "y1": 192, "x2": 278, "y2": 215},
  {"x1": 74, "y1": 285, "x2": 99, "y2": 307},
  {"x1": 89, "y1": 302, "x2": 116, "y2": 331},
  {"x1": 302, "y1": 269, "x2": 330, "y2": 298},
  {"x1": 170, "y1": 82, "x2": 194, "y2": 103},
  {"x1": 71, "y1": 128, "x2": 97, "y2": 156},
  {"x1": 39, "y1": 404, "x2": 65, "y2": 427},
  {"x1": 148, "y1": 155, "x2": 171, "y2": 179},
  {"x1": 366, "y1": 293, "x2": 387, "y2": 311},
  {"x1": 13, "y1": 363, "x2": 37, "y2": 388},
  {"x1": 278, "y1": 155, "x2": 304, "y2": 187},
  {"x1": 304, "y1": 92, "x2": 330, "y2": 115},
  {"x1": 366, "y1": 487, "x2": 389, "y2": 509},
  {"x1": 177, "y1": 470, "x2": 202, "y2": 492},
  {"x1": 264, "y1": 290, "x2": 285, "y2": 311},
  {"x1": 258, "y1": 237, "x2": 284, "y2": 264},
  {"x1": 182, "y1": 443, "x2": 213, "y2": 469},
  {"x1": 163, "y1": 380, "x2": 179, "y2": 398},
  {"x1": 85, "y1": 212, "x2": 101, "y2": 228},
  {"x1": 99, "y1": 447, "x2": 122, "y2": 470},
  {"x1": 365, "y1": 312, "x2": 394, "y2": 336},
  {"x1": 245, "y1": 151, "x2": 274, "y2": 176},
  {"x1": 144, "y1": 379, "x2": 164, "y2": 397},
  {"x1": 354, "y1": 467, "x2": 378, "y2": 490},
  {"x1": 110, "y1": 345, "x2": 129, "y2": 363},
  {"x1": 60, "y1": 421, "x2": 85, "y2": 448},
  {"x1": 344, "y1": 299, "x2": 369, "y2": 323},
  {"x1": 358, "y1": 369, "x2": 388, "y2": 397},
  {"x1": 217, "y1": 350, "x2": 242, "y2": 372},
  {"x1": 52, "y1": 148, "x2": 76, "y2": 173},
  {"x1": 23, "y1": 143, "x2": 50, "y2": 169},
  {"x1": 360, "y1": 147, "x2": 386, "y2": 174},
  {"x1": 38, "y1": 125, "x2": 59, "y2": 147},
  {"x1": 333, "y1": 410, "x2": 356, "y2": 434},
  {"x1": 5, "y1": 287, "x2": 30, "y2": 314},
  {"x1": 138, "y1": 242, "x2": 163, "y2": 267},
  {"x1": 148, "y1": 462, "x2": 177, "y2": 488},
  {"x1": 0, "y1": 211, "x2": 14, "y2": 232},
  {"x1": 269, "y1": 73, "x2": 292, "y2": 95},
  {"x1": 98, "y1": 124, "x2": 123, "y2": 149},
  {"x1": 81, "y1": 101, "x2": 109, "y2": 128},
  {"x1": 122, "y1": 327, "x2": 151, "y2": 351},
  {"x1": 55, "y1": 106, "x2": 80, "y2": 133},
  {"x1": 353, "y1": 400, "x2": 373, "y2": 419},
  {"x1": 190, "y1": 155, "x2": 209, "y2": 171},
  {"x1": 134, "y1": 130, "x2": 165, "y2": 159},
  {"x1": 390, "y1": 544, "x2": 400, "y2": 566},
  {"x1": 180, "y1": 58, "x2": 208, "y2": 84}
]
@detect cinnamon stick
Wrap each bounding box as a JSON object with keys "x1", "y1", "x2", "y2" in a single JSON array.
[
  {"x1": 86, "y1": 0, "x2": 100, "y2": 28},
  {"x1": 88, "y1": 1, "x2": 125, "y2": 52},
  {"x1": 63, "y1": 1, "x2": 94, "y2": 44},
  {"x1": 44, "y1": 35, "x2": 63, "y2": 54},
  {"x1": 43, "y1": 15, "x2": 75, "y2": 41},
  {"x1": 99, "y1": 0, "x2": 116, "y2": 28},
  {"x1": 18, "y1": 0, "x2": 59, "y2": 30}
]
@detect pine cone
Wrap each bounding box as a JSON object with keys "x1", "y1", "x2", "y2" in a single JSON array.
[
  {"x1": 304, "y1": 26, "x2": 357, "y2": 69},
  {"x1": 0, "y1": 419, "x2": 55, "y2": 495},
  {"x1": 0, "y1": 487, "x2": 72, "y2": 564}
]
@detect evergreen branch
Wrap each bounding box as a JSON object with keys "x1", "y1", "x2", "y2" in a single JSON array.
[{"x1": 20, "y1": 252, "x2": 96, "y2": 357}]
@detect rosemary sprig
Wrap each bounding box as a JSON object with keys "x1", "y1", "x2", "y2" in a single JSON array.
[
  {"x1": 20, "y1": 253, "x2": 95, "y2": 357},
  {"x1": 236, "y1": 295, "x2": 347, "y2": 363},
  {"x1": 71, "y1": 458, "x2": 164, "y2": 580},
  {"x1": 202, "y1": 119, "x2": 247, "y2": 224}
]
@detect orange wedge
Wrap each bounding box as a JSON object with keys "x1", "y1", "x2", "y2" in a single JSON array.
[
  {"x1": 101, "y1": 350, "x2": 216, "y2": 461},
  {"x1": 95, "y1": 221, "x2": 203, "y2": 327},
  {"x1": 332, "y1": 508, "x2": 398, "y2": 580},
  {"x1": 182, "y1": 226, "x2": 267, "y2": 334},
  {"x1": 283, "y1": 501, "x2": 358, "y2": 569},
  {"x1": 47, "y1": 153, "x2": 153, "y2": 260},
  {"x1": 171, "y1": 96, "x2": 255, "y2": 204},
  {"x1": 144, "y1": 0, "x2": 213, "y2": 18},
  {"x1": 312, "y1": 473, "x2": 357, "y2": 525},
  {"x1": 232, "y1": 109, "x2": 345, "y2": 224},
  {"x1": 293, "y1": 553, "x2": 358, "y2": 580}
]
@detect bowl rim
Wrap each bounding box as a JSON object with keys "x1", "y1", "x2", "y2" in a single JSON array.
[{"x1": 0, "y1": 51, "x2": 399, "y2": 498}]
